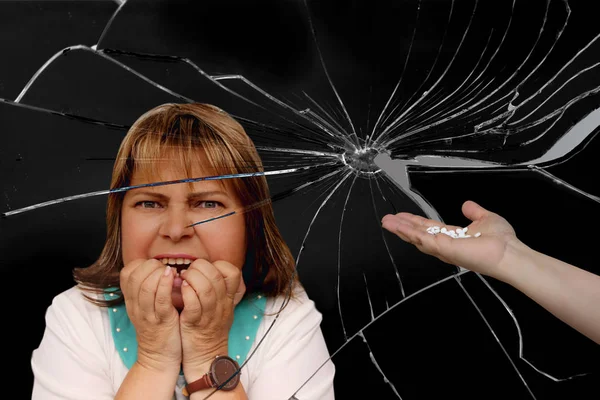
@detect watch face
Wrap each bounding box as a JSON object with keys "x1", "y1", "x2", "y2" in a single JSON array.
[{"x1": 211, "y1": 357, "x2": 240, "y2": 391}]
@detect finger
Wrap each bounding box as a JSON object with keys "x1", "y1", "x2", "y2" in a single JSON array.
[
  {"x1": 383, "y1": 214, "x2": 464, "y2": 238},
  {"x1": 382, "y1": 218, "x2": 416, "y2": 243},
  {"x1": 462, "y1": 200, "x2": 490, "y2": 222},
  {"x1": 181, "y1": 267, "x2": 218, "y2": 319},
  {"x1": 120, "y1": 259, "x2": 145, "y2": 304},
  {"x1": 234, "y1": 278, "x2": 246, "y2": 306},
  {"x1": 181, "y1": 279, "x2": 202, "y2": 322},
  {"x1": 212, "y1": 261, "x2": 243, "y2": 304},
  {"x1": 398, "y1": 213, "x2": 442, "y2": 228},
  {"x1": 396, "y1": 222, "x2": 455, "y2": 262},
  {"x1": 190, "y1": 259, "x2": 227, "y2": 302},
  {"x1": 394, "y1": 220, "x2": 427, "y2": 247},
  {"x1": 155, "y1": 265, "x2": 175, "y2": 319},
  {"x1": 137, "y1": 261, "x2": 166, "y2": 315},
  {"x1": 125, "y1": 259, "x2": 161, "y2": 311},
  {"x1": 382, "y1": 213, "x2": 439, "y2": 231}
]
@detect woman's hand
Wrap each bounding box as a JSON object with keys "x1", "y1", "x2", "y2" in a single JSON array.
[
  {"x1": 179, "y1": 260, "x2": 246, "y2": 375},
  {"x1": 382, "y1": 200, "x2": 522, "y2": 280},
  {"x1": 120, "y1": 259, "x2": 182, "y2": 372}
]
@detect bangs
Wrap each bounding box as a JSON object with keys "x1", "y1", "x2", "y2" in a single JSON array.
[{"x1": 127, "y1": 115, "x2": 243, "y2": 191}]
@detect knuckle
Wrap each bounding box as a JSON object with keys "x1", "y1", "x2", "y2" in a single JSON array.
[
  {"x1": 214, "y1": 260, "x2": 237, "y2": 275},
  {"x1": 211, "y1": 273, "x2": 225, "y2": 284},
  {"x1": 190, "y1": 258, "x2": 210, "y2": 270},
  {"x1": 120, "y1": 267, "x2": 131, "y2": 282},
  {"x1": 230, "y1": 267, "x2": 241, "y2": 280},
  {"x1": 212, "y1": 259, "x2": 231, "y2": 269},
  {"x1": 201, "y1": 285, "x2": 215, "y2": 298}
]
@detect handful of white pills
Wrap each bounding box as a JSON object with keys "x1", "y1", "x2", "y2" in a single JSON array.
[{"x1": 426, "y1": 226, "x2": 481, "y2": 238}]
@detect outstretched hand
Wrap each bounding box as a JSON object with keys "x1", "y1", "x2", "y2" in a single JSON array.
[{"x1": 382, "y1": 200, "x2": 521, "y2": 280}]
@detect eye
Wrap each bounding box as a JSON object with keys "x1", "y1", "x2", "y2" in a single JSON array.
[
  {"x1": 135, "y1": 201, "x2": 161, "y2": 209},
  {"x1": 196, "y1": 201, "x2": 222, "y2": 209}
]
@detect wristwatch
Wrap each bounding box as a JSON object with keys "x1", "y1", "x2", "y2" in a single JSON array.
[{"x1": 182, "y1": 355, "x2": 241, "y2": 396}]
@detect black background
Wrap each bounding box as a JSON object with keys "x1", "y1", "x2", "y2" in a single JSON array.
[{"x1": 1, "y1": 1, "x2": 599, "y2": 399}]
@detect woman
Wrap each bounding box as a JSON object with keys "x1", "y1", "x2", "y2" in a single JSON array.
[{"x1": 31, "y1": 103, "x2": 336, "y2": 399}]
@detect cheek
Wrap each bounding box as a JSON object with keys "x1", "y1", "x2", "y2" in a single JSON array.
[
  {"x1": 200, "y1": 219, "x2": 246, "y2": 265},
  {"x1": 120, "y1": 213, "x2": 153, "y2": 263}
]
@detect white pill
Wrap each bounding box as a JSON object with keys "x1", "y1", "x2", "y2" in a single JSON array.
[
  {"x1": 463, "y1": 227, "x2": 468, "y2": 233},
  {"x1": 432, "y1": 226, "x2": 440, "y2": 234},
  {"x1": 474, "y1": 232, "x2": 481, "y2": 237},
  {"x1": 440, "y1": 227, "x2": 447, "y2": 233}
]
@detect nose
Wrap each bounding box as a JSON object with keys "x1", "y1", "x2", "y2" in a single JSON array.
[{"x1": 158, "y1": 206, "x2": 194, "y2": 242}]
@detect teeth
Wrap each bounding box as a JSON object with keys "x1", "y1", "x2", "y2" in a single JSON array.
[{"x1": 159, "y1": 257, "x2": 194, "y2": 265}]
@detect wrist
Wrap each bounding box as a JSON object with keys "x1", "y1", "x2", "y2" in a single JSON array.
[
  {"x1": 133, "y1": 358, "x2": 180, "y2": 377},
  {"x1": 496, "y1": 238, "x2": 536, "y2": 286},
  {"x1": 183, "y1": 344, "x2": 229, "y2": 382},
  {"x1": 116, "y1": 361, "x2": 180, "y2": 400}
]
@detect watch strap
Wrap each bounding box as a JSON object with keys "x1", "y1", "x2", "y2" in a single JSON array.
[{"x1": 182, "y1": 373, "x2": 213, "y2": 397}]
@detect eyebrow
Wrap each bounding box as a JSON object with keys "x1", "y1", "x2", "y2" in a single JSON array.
[{"x1": 131, "y1": 190, "x2": 229, "y2": 200}]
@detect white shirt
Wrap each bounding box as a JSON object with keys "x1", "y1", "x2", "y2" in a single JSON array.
[{"x1": 31, "y1": 285, "x2": 335, "y2": 400}]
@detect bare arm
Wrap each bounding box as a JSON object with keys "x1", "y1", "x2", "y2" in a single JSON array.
[
  {"x1": 382, "y1": 200, "x2": 600, "y2": 345},
  {"x1": 501, "y1": 240, "x2": 600, "y2": 345},
  {"x1": 115, "y1": 362, "x2": 180, "y2": 400}
]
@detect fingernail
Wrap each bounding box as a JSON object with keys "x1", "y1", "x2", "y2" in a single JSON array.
[
  {"x1": 163, "y1": 266, "x2": 171, "y2": 276},
  {"x1": 182, "y1": 280, "x2": 189, "y2": 286}
]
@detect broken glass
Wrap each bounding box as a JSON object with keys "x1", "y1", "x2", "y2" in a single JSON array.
[{"x1": 2, "y1": 0, "x2": 599, "y2": 398}]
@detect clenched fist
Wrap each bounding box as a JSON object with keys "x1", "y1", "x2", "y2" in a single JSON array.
[
  {"x1": 179, "y1": 259, "x2": 246, "y2": 372},
  {"x1": 120, "y1": 259, "x2": 182, "y2": 371}
]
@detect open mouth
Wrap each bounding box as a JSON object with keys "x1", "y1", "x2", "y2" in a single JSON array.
[{"x1": 158, "y1": 257, "x2": 193, "y2": 275}]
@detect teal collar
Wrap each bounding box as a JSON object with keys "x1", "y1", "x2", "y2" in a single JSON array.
[{"x1": 104, "y1": 290, "x2": 267, "y2": 369}]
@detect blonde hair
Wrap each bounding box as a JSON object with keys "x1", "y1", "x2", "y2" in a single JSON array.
[{"x1": 74, "y1": 103, "x2": 297, "y2": 306}]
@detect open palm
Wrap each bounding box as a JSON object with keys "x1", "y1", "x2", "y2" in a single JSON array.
[{"x1": 382, "y1": 200, "x2": 520, "y2": 280}]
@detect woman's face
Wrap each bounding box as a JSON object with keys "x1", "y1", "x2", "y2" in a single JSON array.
[{"x1": 120, "y1": 157, "x2": 247, "y2": 310}]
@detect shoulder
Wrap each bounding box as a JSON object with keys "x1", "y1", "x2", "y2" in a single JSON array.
[
  {"x1": 32, "y1": 286, "x2": 119, "y2": 398},
  {"x1": 259, "y1": 285, "x2": 324, "y2": 341},
  {"x1": 43, "y1": 285, "x2": 111, "y2": 342},
  {"x1": 48, "y1": 285, "x2": 103, "y2": 315}
]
